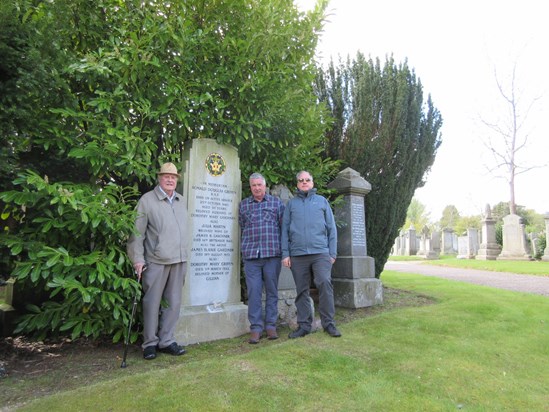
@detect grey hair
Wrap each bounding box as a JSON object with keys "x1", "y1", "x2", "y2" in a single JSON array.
[
  {"x1": 296, "y1": 170, "x2": 313, "y2": 181},
  {"x1": 249, "y1": 172, "x2": 266, "y2": 185}
]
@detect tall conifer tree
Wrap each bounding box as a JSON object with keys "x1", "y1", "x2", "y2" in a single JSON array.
[{"x1": 316, "y1": 54, "x2": 443, "y2": 277}]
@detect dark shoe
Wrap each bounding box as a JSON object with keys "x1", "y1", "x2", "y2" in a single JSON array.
[
  {"x1": 266, "y1": 329, "x2": 279, "y2": 340},
  {"x1": 288, "y1": 327, "x2": 310, "y2": 339},
  {"x1": 324, "y1": 324, "x2": 342, "y2": 337},
  {"x1": 143, "y1": 346, "x2": 157, "y2": 360},
  {"x1": 158, "y1": 342, "x2": 186, "y2": 356},
  {"x1": 248, "y1": 331, "x2": 261, "y2": 344}
]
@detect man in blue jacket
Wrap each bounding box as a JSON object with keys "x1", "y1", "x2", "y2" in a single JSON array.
[{"x1": 281, "y1": 170, "x2": 341, "y2": 338}]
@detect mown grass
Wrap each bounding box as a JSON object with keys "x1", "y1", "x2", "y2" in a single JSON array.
[
  {"x1": 12, "y1": 270, "x2": 549, "y2": 412},
  {"x1": 390, "y1": 255, "x2": 549, "y2": 276}
]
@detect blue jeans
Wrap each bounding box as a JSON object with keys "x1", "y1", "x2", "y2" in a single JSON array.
[{"x1": 244, "y1": 257, "x2": 281, "y2": 333}]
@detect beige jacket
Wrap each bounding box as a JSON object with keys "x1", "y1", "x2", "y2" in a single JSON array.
[{"x1": 127, "y1": 186, "x2": 189, "y2": 265}]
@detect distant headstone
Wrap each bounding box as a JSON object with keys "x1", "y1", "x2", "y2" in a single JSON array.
[
  {"x1": 327, "y1": 168, "x2": 383, "y2": 308},
  {"x1": 497, "y1": 214, "x2": 533, "y2": 261},
  {"x1": 416, "y1": 226, "x2": 439, "y2": 259},
  {"x1": 441, "y1": 228, "x2": 457, "y2": 255},
  {"x1": 542, "y1": 213, "x2": 549, "y2": 262},
  {"x1": 476, "y1": 204, "x2": 501, "y2": 260},
  {"x1": 176, "y1": 138, "x2": 248, "y2": 344},
  {"x1": 457, "y1": 228, "x2": 479, "y2": 259},
  {"x1": 405, "y1": 225, "x2": 417, "y2": 256}
]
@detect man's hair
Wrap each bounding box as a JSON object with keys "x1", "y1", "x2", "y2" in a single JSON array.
[
  {"x1": 296, "y1": 170, "x2": 313, "y2": 181},
  {"x1": 249, "y1": 172, "x2": 266, "y2": 185}
]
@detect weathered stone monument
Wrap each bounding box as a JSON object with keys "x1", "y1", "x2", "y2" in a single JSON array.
[
  {"x1": 177, "y1": 138, "x2": 248, "y2": 344},
  {"x1": 405, "y1": 225, "x2": 417, "y2": 256},
  {"x1": 441, "y1": 228, "x2": 458, "y2": 255},
  {"x1": 416, "y1": 226, "x2": 440, "y2": 259},
  {"x1": 542, "y1": 213, "x2": 549, "y2": 262},
  {"x1": 327, "y1": 168, "x2": 383, "y2": 308},
  {"x1": 497, "y1": 213, "x2": 533, "y2": 261},
  {"x1": 457, "y1": 228, "x2": 479, "y2": 259},
  {"x1": 476, "y1": 204, "x2": 501, "y2": 260}
]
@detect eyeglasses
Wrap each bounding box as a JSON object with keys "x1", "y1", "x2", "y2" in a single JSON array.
[{"x1": 297, "y1": 178, "x2": 312, "y2": 183}]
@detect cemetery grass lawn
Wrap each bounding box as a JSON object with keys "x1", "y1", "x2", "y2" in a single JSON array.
[
  {"x1": 4, "y1": 272, "x2": 549, "y2": 411},
  {"x1": 419, "y1": 256, "x2": 549, "y2": 276}
]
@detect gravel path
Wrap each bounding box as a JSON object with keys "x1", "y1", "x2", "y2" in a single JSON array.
[{"x1": 384, "y1": 261, "x2": 549, "y2": 297}]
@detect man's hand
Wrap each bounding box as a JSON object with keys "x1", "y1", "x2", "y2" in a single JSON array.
[
  {"x1": 282, "y1": 257, "x2": 291, "y2": 268},
  {"x1": 134, "y1": 262, "x2": 146, "y2": 281}
]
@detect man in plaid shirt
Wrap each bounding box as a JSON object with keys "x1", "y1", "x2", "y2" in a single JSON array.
[{"x1": 238, "y1": 172, "x2": 285, "y2": 344}]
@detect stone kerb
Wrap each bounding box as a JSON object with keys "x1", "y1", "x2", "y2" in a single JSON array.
[
  {"x1": 176, "y1": 138, "x2": 248, "y2": 345},
  {"x1": 327, "y1": 167, "x2": 383, "y2": 309}
]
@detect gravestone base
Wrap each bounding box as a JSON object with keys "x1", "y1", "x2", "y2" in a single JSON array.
[
  {"x1": 417, "y1": 250, "x2": 439, "y2": 259},
  {"x1": 476, "y1": 244, "x2": 501, "y2": 260},
  {"x1": 496, "y1": 252, "x2": 533, "y2": 261},
  {"x1": 176, "y1": 303, "x2": 249, "y2": 345},
  {"x1": 333, "y1": 256, "x2": 376, "y2": 279},
  {"x1": 333, "y1": 278, "x2": 383, "y2": 309}
]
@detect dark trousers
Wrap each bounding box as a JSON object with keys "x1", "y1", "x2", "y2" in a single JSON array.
[{"x1": 290, "y1": 253, "x2": 336, "y2": 331}]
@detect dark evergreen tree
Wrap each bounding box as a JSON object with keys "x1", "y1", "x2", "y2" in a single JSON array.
[{"x1": 316, "y1": 54, "x2": 443, "y2": 277}]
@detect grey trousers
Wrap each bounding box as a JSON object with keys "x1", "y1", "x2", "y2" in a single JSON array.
[
  {"x1": 290, "y1": 253, "x2": 336, "y2": 331},
  {"x1": 141, "y1": 261, "x2": 186, "y2": 349}
]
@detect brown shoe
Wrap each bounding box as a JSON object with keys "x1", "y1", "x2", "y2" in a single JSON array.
[
  {"x1": 266, "y1": 329, "x2": 279, "y2": 340},
  {"x1": 248, "y1": 331, "x2": 260, "y2": 344}
]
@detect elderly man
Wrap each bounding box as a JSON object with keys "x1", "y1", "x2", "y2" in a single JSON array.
[
  {"x1": 127, "y1": 162, "x2": 188, "y2": 360},
  {"x1": 239, "y1": 172, "x2": 285, "y2": 344},
  {"x1": 281, "y1": 170, "x2": 341, "y2": 338}
]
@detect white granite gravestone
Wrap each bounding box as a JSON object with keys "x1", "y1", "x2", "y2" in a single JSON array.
[
  {"x1": 497, "y1": 214, "x2": 533, "y2": 261},
  {"x1": 176, "y1": 138, "x2": 248, "y2": 344}
]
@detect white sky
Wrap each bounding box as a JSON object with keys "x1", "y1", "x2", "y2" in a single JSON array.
[{"x1": 296, "y1": 0, "x2": 549, "y2": 220}]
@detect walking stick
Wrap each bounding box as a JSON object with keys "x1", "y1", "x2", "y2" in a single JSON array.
[{"x1": 121, "y1": 274, "x2": 141, "y2": 368}]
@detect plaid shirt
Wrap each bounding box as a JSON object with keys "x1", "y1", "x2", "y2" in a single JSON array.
[{"x1": 238, "y1": 194, "x2": 285, "y2": 260}]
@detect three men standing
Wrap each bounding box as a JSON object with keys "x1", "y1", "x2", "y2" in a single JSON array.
[{"x1": 238, "y1": 173, "x2": 285, "y2": 344}]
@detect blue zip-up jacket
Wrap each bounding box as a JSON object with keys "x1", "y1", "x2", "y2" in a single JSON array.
[{"x1": 281, "y1": 188, "x2": 337, "y2": 259}]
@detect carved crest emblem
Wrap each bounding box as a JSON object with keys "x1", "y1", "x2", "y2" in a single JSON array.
[{"x1": 205, "y1": 152, "x2": 226, "y2": 176}]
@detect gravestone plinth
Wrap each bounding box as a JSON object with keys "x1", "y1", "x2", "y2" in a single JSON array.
[
  {"x1": 477, "y1": 204, "x2": 501, "y2": 260},
  {"x1": 542, "y1": 213, "x2": 549, "y2": 262},
  {"x1": 327, "y1": 168, "x2": 382, "y2": 308},
  {"x1": 497, "y1": 214, "x2": 533, "y2": 261},
  {"x1": 177, "y1": 139, "x2": 248, "y2": 344}
]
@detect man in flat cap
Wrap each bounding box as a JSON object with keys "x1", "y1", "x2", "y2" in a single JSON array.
[{"x1": 127, "y1": 162, "x2": 189, "y2": 360}]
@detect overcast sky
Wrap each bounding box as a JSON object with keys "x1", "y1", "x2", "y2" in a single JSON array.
[{"x1": 296, "y1": 0, "x2": 549, "y2": 219}]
